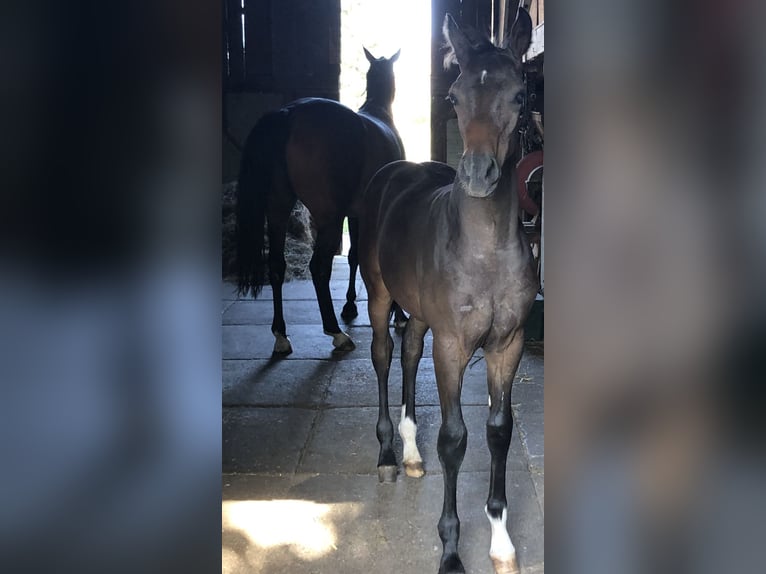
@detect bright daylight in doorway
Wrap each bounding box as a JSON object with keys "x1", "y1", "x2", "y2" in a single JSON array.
[{"x1": 340, "y1": 0, "x2": 432, "y2": 162}]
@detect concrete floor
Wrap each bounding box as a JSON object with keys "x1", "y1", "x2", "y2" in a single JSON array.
[{"x1": 222, "y1": 256, "x2": 544, "y2": 573}]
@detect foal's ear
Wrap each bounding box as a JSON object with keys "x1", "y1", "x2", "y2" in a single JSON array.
[
  {"x1": 443, "y1": 13, "x2": 472, "y2": 69},
  {"x1": 363, "y1": 47, "x2": 377, "y2": 63},
  {"x1": 503, "y1": 6, "x2": 533, "y2": 60},
  {"x1": 389, "y1": 49, "x2": 401, "y2": 63}
]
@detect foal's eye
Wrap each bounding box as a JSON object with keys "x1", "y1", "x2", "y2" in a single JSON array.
[
  {"x1": 514, "y1": 92, "x2": 526, "y2": 105},
  {"x1": 446, "y1": 93, "x2": 458, "y2": 106}
]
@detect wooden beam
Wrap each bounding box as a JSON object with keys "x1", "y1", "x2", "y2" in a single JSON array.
[{"x1": 224, "y1": 0, "x2": 245, "y2": 87}]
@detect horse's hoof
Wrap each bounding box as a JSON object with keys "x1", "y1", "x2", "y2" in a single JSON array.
[
  {"x1": 438, "y1": 554, "x2": 466, "y2": 574},
  {"x1": 403, "y1": 461, "x2": 425, "y2": 478},
  {"x1": 272, "y1": 333, "x2": 293, "y2": 356},
  {"x1": 340, "y1": 302, "x2": 358, "y2": 321},
  {"x1": 326, "y1": 330, "x2": 355, "y2": 352},
  {"x1": 490, "y1": 553, "x2": 519, "y2": 574},
  {"x1": 377, "y1": 465, "x2": 398, "y2": 483}
]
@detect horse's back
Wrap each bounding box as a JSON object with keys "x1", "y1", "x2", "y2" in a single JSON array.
[
  {"x1": 352, "y1": 113, "x2": 405, "y2": 216},
  {"x1": 282, "y1": 99, "x2": 368, "y2": 224},
  {"x1": 364, "y1": 161, "x2": 448, "y2": 234}
]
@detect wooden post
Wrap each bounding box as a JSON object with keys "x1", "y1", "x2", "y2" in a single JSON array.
[{"x1": 224, "y1": 0, "x2": 245, "y2": 88}]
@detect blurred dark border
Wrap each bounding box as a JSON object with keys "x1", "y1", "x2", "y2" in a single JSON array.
[{"x1": 0, "y1": 1, "x2": 221, "y2": 573}]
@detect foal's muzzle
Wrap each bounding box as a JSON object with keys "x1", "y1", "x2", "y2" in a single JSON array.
[{"x1": 457, "y1": 152, "x2": 500, "y2": 197}]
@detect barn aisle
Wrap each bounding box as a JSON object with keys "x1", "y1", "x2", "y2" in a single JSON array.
[{"x1": 222, "y1": 256, "x2": 544, "y2": 573}]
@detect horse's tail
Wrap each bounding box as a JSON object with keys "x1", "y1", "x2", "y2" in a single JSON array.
[{"x1": 236, "y1": 109, "x2": 289, "y2": 298}]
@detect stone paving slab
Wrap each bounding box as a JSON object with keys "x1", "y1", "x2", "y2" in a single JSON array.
[
  {"x1": 223, "y1": 359, "x2": 337, "y2": 407},
  {"x1": 224, "y1": 354, "x2": 537, "y2": 410},
  {"x1": 222, "y1": 470, "x2": 543, "y2": 574},
  {"x1": 324, "y1": 357, "x2": 497, "y2": 408},
  {"x1": 223, "y1": 407, "x2": 317, "y2": 474},
  {"x1": 515, "y1": 410, "x2": 544, "y2": 460},
  {"x1": 531, "y1": 470, "x2": 545, "y2": 514},
  {"x1": 298, "y1": 405, "x2": 529, "y2": 476},
  {"x1": 223, "y1": 323, "x2": 434, "y2": 361},
  {"x1": 233, "y1": 279, "x2": 368, "y2": 302},
  {"x1": 223, "y1": 307, "x2": 542, "y2": 369},
  {"x1": 223, "y1": 298, "x2": 374, "y2": 328}
]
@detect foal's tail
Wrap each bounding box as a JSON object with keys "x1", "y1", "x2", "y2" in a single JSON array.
[{"x1": 236, "y1": 110, "x2": 289, "y2": 298}]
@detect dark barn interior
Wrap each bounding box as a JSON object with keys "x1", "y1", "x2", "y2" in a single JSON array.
[{"x1": 222, "y1": 1, "x2": 544, "y2": 572}]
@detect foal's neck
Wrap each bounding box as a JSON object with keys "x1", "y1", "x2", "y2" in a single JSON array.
[{"x1": 452, "y1": 160, "x2": 521, "y2": 251}]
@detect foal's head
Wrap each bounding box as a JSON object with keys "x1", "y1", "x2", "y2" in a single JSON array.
[
  {"x1": 443, "y1": 9, "x2": 532, "y2": 198},
  {"x1": 363, "y1": 47, "x2": 401, "y2": 108}
]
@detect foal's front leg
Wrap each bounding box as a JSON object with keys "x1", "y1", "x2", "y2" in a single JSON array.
[
  {"x1": 433, "y1": 337, "x2": 470, "y2": 574},
  {"x1": 483, "y1": 330, "x2": 525, "y2": 574}
]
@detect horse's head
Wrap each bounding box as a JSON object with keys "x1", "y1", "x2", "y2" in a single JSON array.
[
  {"x1": 363, "y1": 47, "x2": 401, "y2": 108},
  {"x1": 443, "y1": 8, "x2": 532, "y2": 198}
]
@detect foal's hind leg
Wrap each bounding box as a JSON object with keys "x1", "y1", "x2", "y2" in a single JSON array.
[
  {"x1": 399, "y1": 316, "x2": 428, "y2": 477},
  {"x1": 368, "y1": 288, "x2": 397, "y2": 482},
  {"x1": 310, "y1": 221, "x2": 354, "y2": 351},
  {"x1": 267, "y1": 195, "x2": 297, "y2": 355},
  {"x1": 392, "y1": 302, "x2": 409, "y2": 329},
  {"x1": 483, "y1": 330, "x2": 525, "y2": 574},
  {"x1": 341, "y1": 216, "x2": 359, "y2": 321}
]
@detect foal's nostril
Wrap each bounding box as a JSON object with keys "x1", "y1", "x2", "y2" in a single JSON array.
[{"x1": 485, "y1": 159, "x2": 499, "y2": 182}]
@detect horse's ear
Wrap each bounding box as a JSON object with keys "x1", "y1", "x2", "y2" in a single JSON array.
[
  {"x1": 390, "y1": 49, "x2": 401, "y2": 63},
  {"x1": 503, "y1": 7, "x2": 532, "y2": 60},
  {"x1": 363, "y1": 47, "x2": 376, "y2": 63},
  {"x1": 443, "y1": 13, "x2": 472, "y2": 69}
]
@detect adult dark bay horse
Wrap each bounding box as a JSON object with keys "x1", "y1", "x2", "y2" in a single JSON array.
[
  {"x1": 236, "y1": 48, "x2": 404, "y2": 355},
  {"x1": 359, "y1": 9, "x2": 536, "y2": 574}
]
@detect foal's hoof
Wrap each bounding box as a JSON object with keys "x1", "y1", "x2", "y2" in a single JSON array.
[
  {"x1": 403, "y1": 461, "x2": 425, "y2": 478},
  {"x1": 340, "y1": 302, "x2": 358, "y2": 321},
  {"x1": 393, "y1": 317, "x2": 409, "y2": 330},
  {"x1": 272, "y1": 333, "x2": 293, "y2": 356},
  {"x1": 438, "y1": 554, "x2": 466, "y2": 574},
  {"x1": 326, "y1": 330, "x2": 355, "y2": 352},
  {"x1": 490, "y1": 553, "x2": 519, "y2": 574},
  {"x1": 377, "y1": 465, "x2": 398, "y2": 483}
]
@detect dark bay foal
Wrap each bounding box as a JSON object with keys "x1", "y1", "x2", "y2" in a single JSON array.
[{"x1": 359, "y1": 9, "x2": 537, "y2": 574}]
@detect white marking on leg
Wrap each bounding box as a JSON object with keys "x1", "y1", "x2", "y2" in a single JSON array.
[
  {"x1": 481, "y1": 69, "x2": 488, "y2": 85},
  {"x1": 489, "y1": 395, "x2": 492, "y2": 407},
  {"x1": 398, "y1": 405, "x2": 423, "y2": 466},
  {"x1": 485, "y1": 506, "x2": 516, "y2": 563}
]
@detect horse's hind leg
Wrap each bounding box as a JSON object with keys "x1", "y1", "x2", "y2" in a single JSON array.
[
  {"x1": 399, "y1": 316, "x2": 428, "y2": 478},
  {"x1": 310, "y1": 221, "x2": 354, "y2": 351},
  {"x1": 267, "y1": 194, "x2": 296, "y2": 355},
  {"x1": 483, "y1": 329, "x2": 525, "y2": 574},
  {"x1": 341, "y1": 216, "x2": 359, "y2": 321}
]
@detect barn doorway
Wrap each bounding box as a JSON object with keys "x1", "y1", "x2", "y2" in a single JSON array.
[{"x1": 339, "y1": 0, "x2": 432, "y2": 253}]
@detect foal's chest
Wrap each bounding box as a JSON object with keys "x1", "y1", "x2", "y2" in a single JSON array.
[{"x1": 441, "y1": 251, "x2": 536, "y2": 341}]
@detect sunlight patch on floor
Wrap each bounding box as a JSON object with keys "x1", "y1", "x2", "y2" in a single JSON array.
[{"x1": 222, "y1": 499, "x2": 364, "y2": 563}]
